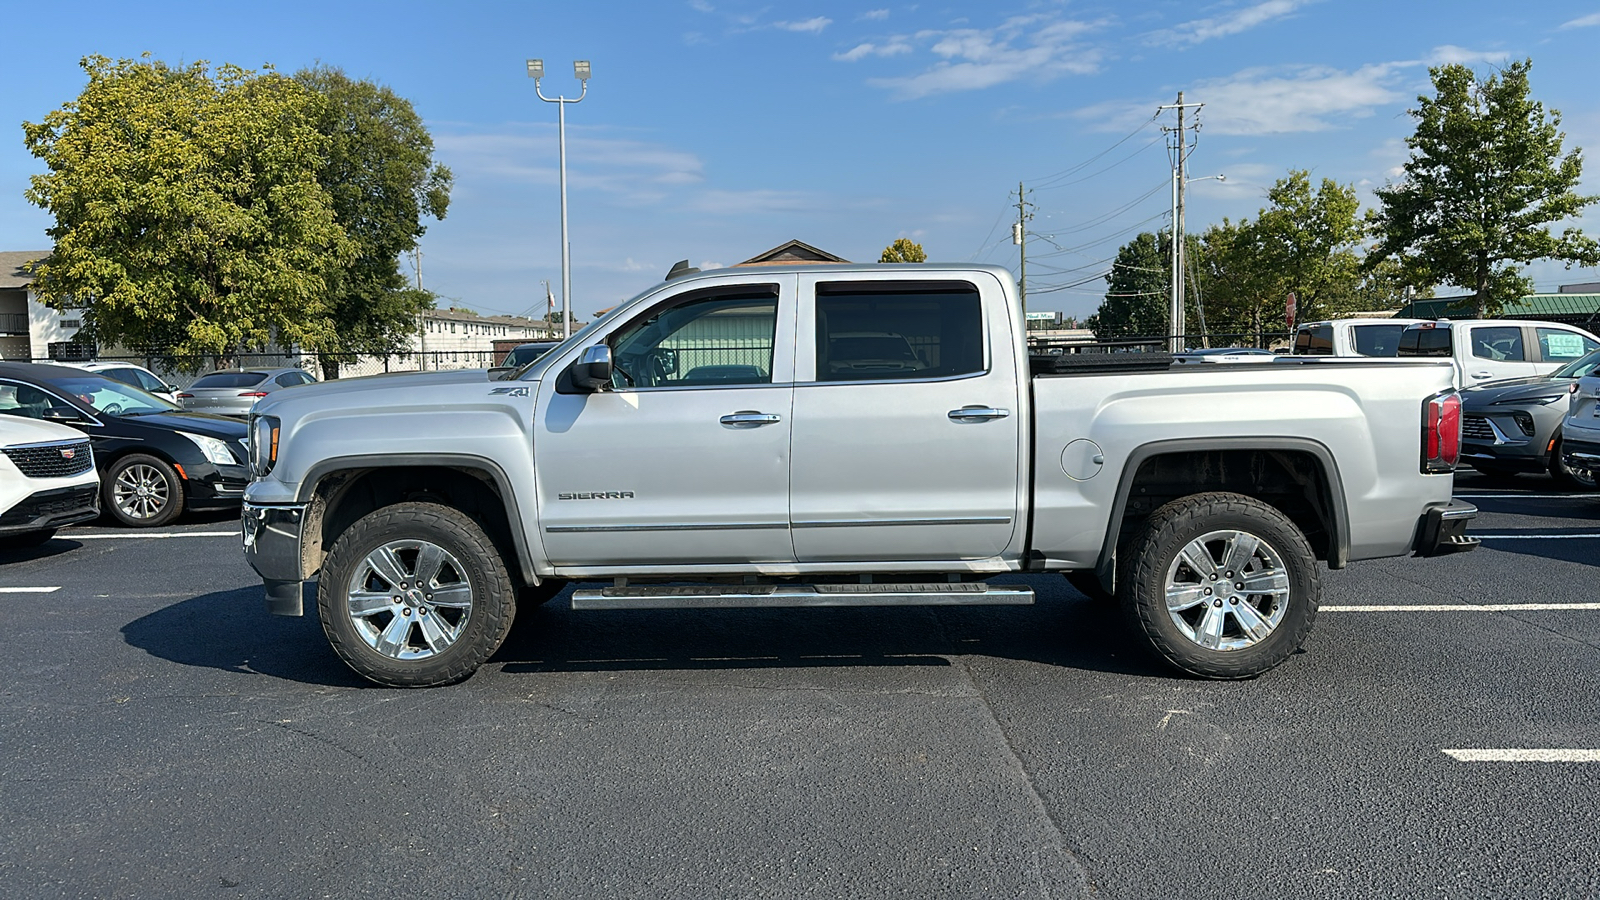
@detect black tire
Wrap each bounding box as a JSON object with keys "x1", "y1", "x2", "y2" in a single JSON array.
[
  {"x1": 104, "y1": 453, "x2": 185, "y2": 527},
  {"x1": 0, "y1": 529, "x2": 56, "y2": 549},
  {"x1": 1120, "y1": 492, "x2": 1320, "y2": 680},
  {"x1": 317, "y1": 502, "x2": 516, "y2": 688},
  {"x1": 1548, "y1": 437, "x2": 1597, "y2": 491},
  {"x1": 1064, "y1": 569, "x2": 1115, "y2": 604},
  {"x1": 518, "y1": 578, "x2": 570, "y2": 608}
]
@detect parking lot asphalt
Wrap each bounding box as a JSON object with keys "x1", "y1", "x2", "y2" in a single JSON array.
[{"x1": 1, "y1": 472, "x2": 1596, "y2": 900}]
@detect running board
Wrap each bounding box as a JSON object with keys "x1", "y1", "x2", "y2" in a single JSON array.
[{"x1": 569, "y1": 582, "x2": 1035, "y2": 610}]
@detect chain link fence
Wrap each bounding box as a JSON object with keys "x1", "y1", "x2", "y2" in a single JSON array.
[{"x1": 29, "y1": 349, "x2": 507, "y2": 388}]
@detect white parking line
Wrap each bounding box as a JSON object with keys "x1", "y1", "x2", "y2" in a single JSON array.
[
  {"x1": 1474, "y1": 534, "x2": 1600, "y2": 540},
  {"x1": 0, "y1": 586, "x2": 61, "y2": 594},
  {"x1": 1324, "y1": 603, "x2": 1600, "y2": 612},
  {"x1": 1444, "y1": 749, "x2": 1600, "y2": 763},
  {"x1": 1455, "y1": 493, "x2": 1600, "y2": 499},
  {"x1": 70, "y1": 531, "x2": 239, "y2": 540}
]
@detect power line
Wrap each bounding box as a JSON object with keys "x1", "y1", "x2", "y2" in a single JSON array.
[
  {"x1": 1027, "y1": 113, "x2": 1161, "y2": 188},
  {"x1": 1032, "y1": 135, "x2": 1165, "y2": 192}
]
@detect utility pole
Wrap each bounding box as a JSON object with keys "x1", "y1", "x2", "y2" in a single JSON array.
[
  {"x1": 1013, "y1": 181, "x2": 1033, "y2": 314},
  {"x1": 1159, "y1": 91, "x2": 1203, "y2": 353}
]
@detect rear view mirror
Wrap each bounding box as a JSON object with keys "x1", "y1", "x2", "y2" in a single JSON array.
[
  {"x1": 487, "y1": 366, "x2": 517, "y2": 381},
  {"x1": 572, "y1": 345, "x2": 614, "y2": 392}
]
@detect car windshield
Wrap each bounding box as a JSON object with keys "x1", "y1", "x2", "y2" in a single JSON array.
[
  {"x1": 191, "y1": 372, "x2": 269, "y2": 388},
  {"x1": 1551, "y1": 348, "x2": 1600, "y2": 379},
  {"x1": 44, "y1": 375, "x2": 177, "y2": 416}
]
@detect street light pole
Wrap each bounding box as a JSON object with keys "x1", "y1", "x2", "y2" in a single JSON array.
[{"x1": 528, "y1": 59, "x2": 589, "y2": 340}]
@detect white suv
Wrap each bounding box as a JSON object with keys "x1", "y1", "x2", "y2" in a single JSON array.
[
  {"x1": 0, "y1": 416, "x2": 101, "y2": 548},
  {"x1": 1561, "y1": 371, "x2": 1600, "y2": 480}
]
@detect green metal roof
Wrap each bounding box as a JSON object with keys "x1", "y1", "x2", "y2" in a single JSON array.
[{"x1": 1397, "y1": 293, "x2": 1600, "y2": 319}]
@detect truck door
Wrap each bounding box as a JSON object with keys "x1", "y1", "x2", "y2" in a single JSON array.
[
  {"x1": 787, "y1": 273, "x2": 1025, "y2": 563},
  {"x1": 533, "y1": 277, "x2": 798, "y2": 567},
  {"x1": 1463, "y1": 323, "x2": 1538, "y2": 382}
]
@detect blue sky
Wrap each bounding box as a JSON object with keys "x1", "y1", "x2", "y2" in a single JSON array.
[{"x1": 5, "y1": 1, "x2": 1600, "y2": 321}]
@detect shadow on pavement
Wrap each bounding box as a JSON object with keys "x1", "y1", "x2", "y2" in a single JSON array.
[
  {"x1": 120, "y1": 579, "x2": 1170, "y2": 685},
  {"x1": 0, "y1": 537, "x2": 84, "y2": 564}
]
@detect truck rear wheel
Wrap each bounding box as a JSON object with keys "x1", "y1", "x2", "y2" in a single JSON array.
[
  {"x1": 317, "y1": 502, "x2": 515, "y2": 687},
  {"x1": 1121, "y1": 492, "x2": 1319, "y2": 679}
]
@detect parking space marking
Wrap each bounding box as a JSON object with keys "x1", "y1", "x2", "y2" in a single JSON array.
[
  {"x1": 0, "y1": 586, "x2": 61, "y2": 593},
  {"x1": 1454, "y1": 493, "x2": 1600, "y2": 500},
  {"x1": 70, "y1": 531, "x2": 239, "y2": 540},
  {"x1": 1474, "y1": 533, "x2": 1600, "y2": 540},
  {"x1": 1444, "y1": 749, "x2": 1600, "y2": 763},
  {"x1": 1324, "y1": 603, "x2": 1600, "y2": 612}
]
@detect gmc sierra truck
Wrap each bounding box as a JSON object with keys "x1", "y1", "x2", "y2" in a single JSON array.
[{"x1": 241, "y1": 263, "x2": 1478, "y2": 688}]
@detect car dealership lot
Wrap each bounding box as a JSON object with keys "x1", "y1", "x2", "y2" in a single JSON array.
[{"x1": 1, "y1": 476, "x2": 1596, "y2": 900}]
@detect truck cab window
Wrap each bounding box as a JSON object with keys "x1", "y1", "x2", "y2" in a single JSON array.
[
  {"x1": 813, "y1": 283, "x2": 983, "y2": 382},
  {"x1": 608, "y1": 288, "x2": 778, "y2": 388}
]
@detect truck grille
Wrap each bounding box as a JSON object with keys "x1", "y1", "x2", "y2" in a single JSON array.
[
  {"x1": 1461, "y1": 415, "x2": 1494, "y2": 442},
  {"x1": 2, "y1": 440, "x2": 94, "y2": 478}
]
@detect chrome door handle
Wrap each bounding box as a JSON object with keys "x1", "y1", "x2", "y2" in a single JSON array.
[
  {"x1": 948, "y1": 406, "x2": 1011, "y2": 421},
  {"x1": 720, "y1": 411, "x2": 782, "y2": 426},
  {"x1": 1470, "y1": 371, "x2": 1493, "y2": 379}
]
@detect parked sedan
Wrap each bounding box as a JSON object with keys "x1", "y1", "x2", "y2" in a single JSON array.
[
  {"x1": 177, "y1": 367, "x2": 316, "y2": 417},
  {"x1": 0, "y1": 362, "x2": 249, "y2": 527},
  {"x1": 1460, "y1": 348, "x2": 1600, "y2": 489},
  {"x1": 0, "y1": 415, "x2": 100, "y2": 547}
]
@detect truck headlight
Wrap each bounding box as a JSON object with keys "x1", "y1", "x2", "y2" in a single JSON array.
[
  {"x1": 179, "y1": 432, "x2": 238, "y2": 466},
  {"x1": 249, "y1": 415, "x2": 280, "y2": 477}
]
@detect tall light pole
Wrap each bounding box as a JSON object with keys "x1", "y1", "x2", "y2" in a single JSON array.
[{"x1": 528, "y1": 58, "x2": 589, "y2": 340}]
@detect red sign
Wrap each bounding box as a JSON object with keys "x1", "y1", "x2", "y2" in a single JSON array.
[{"x1": 1286, "y1": 292, "x2": 1297, "y2": 329}]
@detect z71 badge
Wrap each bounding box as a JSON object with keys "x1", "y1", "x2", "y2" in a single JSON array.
[
  {"x1": 557, "y1": 491, "x2": 635, "y2": 500},
  {"x1": 489, "y1": 386, "x2": 529, "y2": 396}
]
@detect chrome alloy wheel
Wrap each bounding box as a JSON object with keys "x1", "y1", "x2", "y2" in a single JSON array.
[
  {"x1": 112, "y1": 463, "x2": 171, "y2": 520},
  {"x1": 345, "y1": 540, "x2": 474, "y2": 661},
  {"x1": 1164, "y1": 529, "x2": 1291, "y2": 652}
]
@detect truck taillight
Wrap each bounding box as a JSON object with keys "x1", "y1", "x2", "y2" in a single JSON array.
[{"x1": 1423, "y1": 391, "x2": 1461, "y2": 473}]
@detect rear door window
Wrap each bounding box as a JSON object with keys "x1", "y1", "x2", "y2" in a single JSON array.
[
  {"x1": 813, "y1": 283, "x2": 984, "y2": 382},
  {"x1": 1469, "y1": 326, "x2": 1525, "y2": 361},
  {"x1": 1536, "y1": 327, "x2": 1599, "y2": 361}
]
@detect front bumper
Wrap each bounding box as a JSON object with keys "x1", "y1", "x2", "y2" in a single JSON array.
[
  {"x1": 186, "y1": 463, "x2": 251, "y2": 509},
  {"x1": 1412, "y1": 500, "x2": 1480, "y2": 557},
  {"x1": 242, "y1": 501, "x2": 309, "y2": 616},
  {"x1": 0, "y1": 485, "x2": 100, "y2": 535}
]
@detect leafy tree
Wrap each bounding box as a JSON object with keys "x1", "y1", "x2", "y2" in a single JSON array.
[
  {"x1": 1369, "y1": 59, "x2": 1599, "y2": 317},
  {"x1": 879, "y1": 238, "x2": 927, "y2": 263},
  {"x1": 1088, "y1": 231, "x2": 1168, "y2": 339},
  {"x1": 22, "y1": 55, "x2": 350, "y2": 364},
  {"x1": 295, "y1": 66, "x2": 453, "y2": 379}
]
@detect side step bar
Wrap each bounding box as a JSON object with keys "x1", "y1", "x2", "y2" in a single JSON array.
[{"x1": 570, "y1": 582, "x2": 1035, "y2": 610}]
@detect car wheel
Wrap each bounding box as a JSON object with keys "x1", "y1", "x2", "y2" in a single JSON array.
[
  {"x1": 318, "y1": 502, "x2": 515, "y2": 688},
  {"x1": 1121, "y1": 492, "x2": 1320, "y2": 679},
  {"x1": 1549, "y1": 437, "x2": 1597, "y2": 491},
  {"x1": 105, "y1": 454, "x2": 185, "y2": 527},
  {"x1": 518, "y1": 578, "x2": 570, "y2": 608},
  {"x1": 1064, "y1": 569, "x2": 1114, "y2": 604},
  {"x1": 0, "y1": 529, "x2": 56, "y2": 549}
]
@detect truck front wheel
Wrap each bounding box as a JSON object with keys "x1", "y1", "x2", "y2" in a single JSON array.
[
  {"x1": 1121, "y1": 492, "x2": 1319, "y2": 679},
  {"x1": 318, "y1": 502, "x2": 515, "y2": 687}
]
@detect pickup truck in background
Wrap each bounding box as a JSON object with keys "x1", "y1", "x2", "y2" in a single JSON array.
[
  {"x1": 241, "y1": 263, "x2": 1478, "y2": 688},
  {"x1": 1396, "y1": 319, "x2": 1600, "y2": 387},
  {"x1": 1292, "y1": 318, "x2": 1426, "y2": 357}
]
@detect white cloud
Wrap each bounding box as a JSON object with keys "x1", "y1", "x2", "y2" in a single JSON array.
[
  {"x1": 774, "y1": 16, "x2": 832, "y2": 34},
  {"x1": 859, "y1": 14, "x2": 1109, "y2": 99},
  {"x1": 687, "y1": 189, "x2": 833, "y2": 215},
  {"x1": 860, "y1": 9, "x2": 889, "y2": 21},
  {"x1": 1561, "y1": 12, "x2": 1600, "y2": 29},
  {"x1": 433, "y1": 129, "x2": 705, "y2": 199},
  {"x1": 688, "y1": 0, "x2": 713, "y2": 12},
  {"x1": 1424, "y1": 45, "x2": 1511, "y2": 66},
  {"x1": 1150, "y1": 0, "x2": 1316, "y2": 46},
  {"x1": 1075, "y1": 62, "x2": 1406, "y2": 136}
]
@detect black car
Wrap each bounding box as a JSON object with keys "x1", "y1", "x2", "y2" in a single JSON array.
[
  {"x1": 0, "y1": 362, "x2": 250, "y2": 527},
  {"x1": 500, "y1": 341, "x2": 561, "y2": 368}
]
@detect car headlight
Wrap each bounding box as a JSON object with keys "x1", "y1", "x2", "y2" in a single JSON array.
[
  {"x1": 249, "y1": 415, "x2": 280, "y2": 477},
  {"x1": 179, "y1": 431, "x2": 238, "y2": 466}
]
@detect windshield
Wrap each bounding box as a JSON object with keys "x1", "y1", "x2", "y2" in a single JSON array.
[
  {"x1": 513, "y1": 303, "x2": 635, "y2": 379},
  {"x1": 1551, "y1": 348, "x2": 1600, "y2": 378},
  {"x1": 44, "y1": 375, "x2": 177, "y2": 416}
]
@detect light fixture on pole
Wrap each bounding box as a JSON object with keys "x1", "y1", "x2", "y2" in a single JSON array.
[{"x1": 529, "y1": 58, "x2": 590, "y2": 340}]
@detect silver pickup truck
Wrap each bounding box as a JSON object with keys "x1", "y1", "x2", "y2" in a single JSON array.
[{"x1": 241, "y1": 263, "x2": 1478, "y2": 687}]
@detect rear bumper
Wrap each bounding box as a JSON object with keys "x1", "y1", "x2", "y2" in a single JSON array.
[
  {"x1": 1412, "y1": 500, "x2": 1480, "y2": 557},
  {"x1": 1561, "y1": 437, "x2": 1600, "y2": 474},
  {"x1": 0, "y1": 485, "x2": 100, "y2": 535},
  {"x1": 242, "y1": 501, "x2": 309, "y2": 616}
]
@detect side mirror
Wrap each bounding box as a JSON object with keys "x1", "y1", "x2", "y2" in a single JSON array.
[
  {"x1": 487, "y1": 366, "x2": 517, "y2": 381},
  {"x1": 571, "y1": 345, "x2": 613, "y2": 392},
  {"x1": 43, "y1": 406, "x2": 86, "y2": 424}
]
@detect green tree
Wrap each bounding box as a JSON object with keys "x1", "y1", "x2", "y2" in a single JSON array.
[
  {"x1": 879, "y1": 238, "x2": 927, "y2": 263},
  {"x1": 1369, "y1": 59, "x2": 1599, "y2": 317},
  {"x1": 1088, "y1": 231, "x2": 1168, "y2": 339},
  {"x1": 295, "y1": 66, "x2": 453, "y2": 379},
  {"x1": 22, "y1": 55, "x2": 350, "y2": 364}
]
